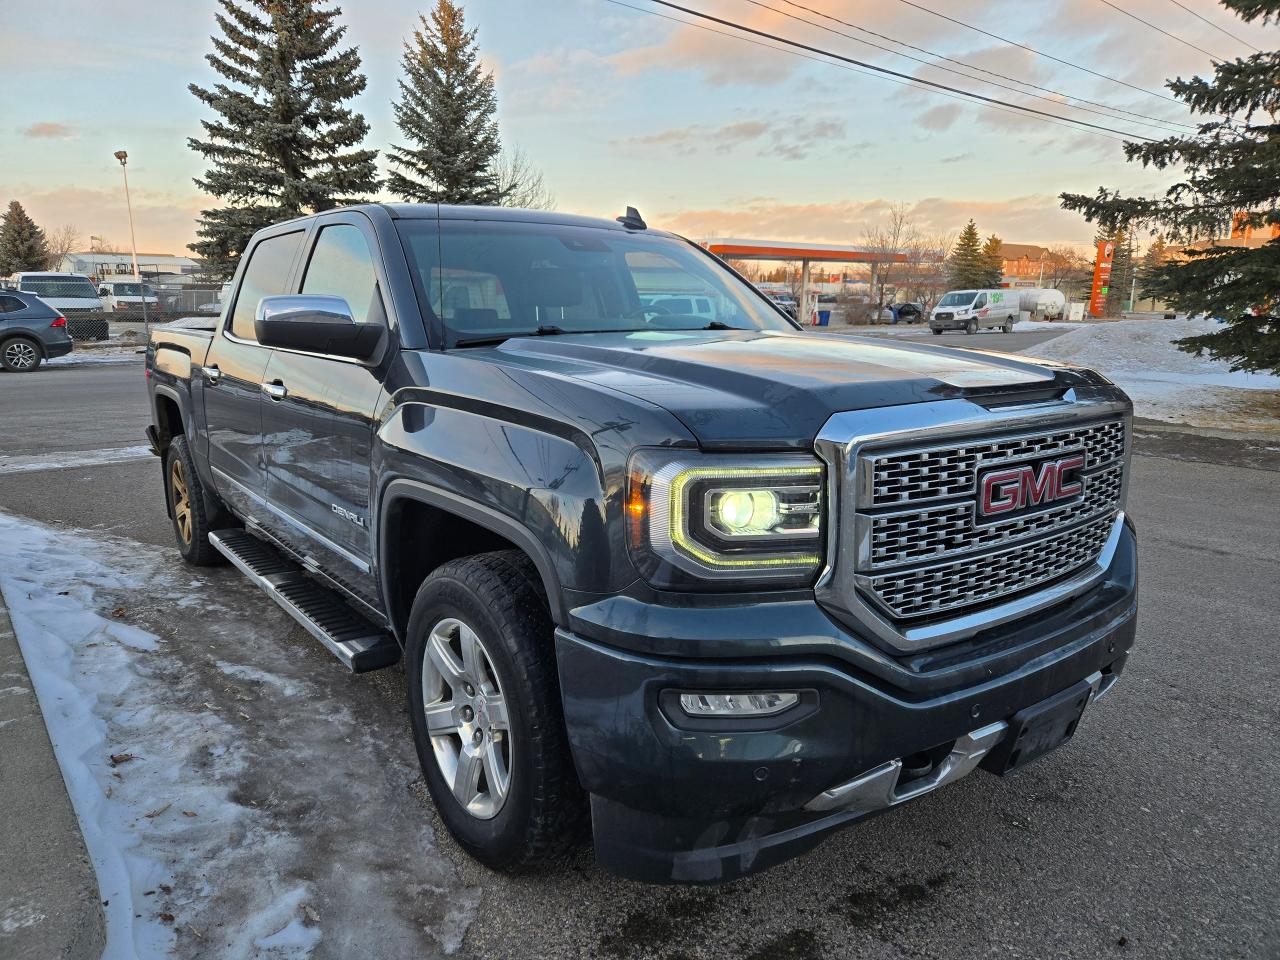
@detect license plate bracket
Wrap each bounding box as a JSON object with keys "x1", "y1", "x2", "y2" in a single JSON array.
[{"x1": 980, "y1": 679, "x2": 1093, "y2": 776}]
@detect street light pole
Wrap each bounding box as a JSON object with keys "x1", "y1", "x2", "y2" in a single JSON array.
[{"x1": 114, "y1": 150, "x2": 149, "y2": 335}]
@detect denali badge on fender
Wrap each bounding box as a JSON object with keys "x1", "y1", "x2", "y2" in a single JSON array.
[{"x1": 979, "y1": 453, "x2": 1085, "y2": 519}]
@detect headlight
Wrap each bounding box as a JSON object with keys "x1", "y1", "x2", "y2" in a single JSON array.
[{"x1": 627, "y1": 450, "x2": 824, "y2": 586}]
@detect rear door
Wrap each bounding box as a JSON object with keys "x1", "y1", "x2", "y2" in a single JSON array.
[
  {"x1": 259, "y1": 214, "x2": 390, "y2": 606},
  {"x1": 202, "y1": 228, "x2": 304, "y2": 517}
]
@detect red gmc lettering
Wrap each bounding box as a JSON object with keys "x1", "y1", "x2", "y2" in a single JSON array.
[{"x1": 980, "y1": 454, "x2": 1085, "y2": 516}]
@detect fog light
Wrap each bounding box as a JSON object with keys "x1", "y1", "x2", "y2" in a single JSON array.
[{"x1": 678, "y1": 691, "x2": 799, "y2": 717}]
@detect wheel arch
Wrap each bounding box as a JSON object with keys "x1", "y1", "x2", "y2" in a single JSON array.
[
  {"x1": 0, "y1": 332, "x2": 45, "y2": 359},
  {"x1": 379, "y1": 479, "x2": 568, "y2": 647}
]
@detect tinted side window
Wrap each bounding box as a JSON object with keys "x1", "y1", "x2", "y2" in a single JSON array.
[
  {"x1": 229, "y1": 231, "x2": 304, "y2": 341},
  {"x1": 0, "y1": 295, "x2": 25, "y2": 313},
  {"x1": 300, "y1": 224, "x2": 382, "y2": 326}
]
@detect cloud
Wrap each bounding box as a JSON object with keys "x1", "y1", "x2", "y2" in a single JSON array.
[
  {"x1": 657, "y1": 194, "x2": 1098, "y2": 247},
  {"x1": 22, "y1": 122, "x2": 76, "y2": 140},
  {"x1": 917, "y1": 104, "x2": 963, "y2": 132},
  {"x1": 616, "y1": 115, "x2": 846, "y2": 161},
  {"x1": 0, "y1": 185, "x2": 211, "y2": 254}
]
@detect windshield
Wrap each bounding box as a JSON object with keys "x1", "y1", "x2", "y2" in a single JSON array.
[
  {"x1": 110, "y1": 283, "x2": 153, "y2": 296},
  {"x1": 19, "y1": 277, "x2": 98, "y2": 299},
  {"x1": 396, "y1": 220, "x2": 793, "y2": 346},
  {"x1": 937, "y1": 291, "x2": 977, "y2": 308}
]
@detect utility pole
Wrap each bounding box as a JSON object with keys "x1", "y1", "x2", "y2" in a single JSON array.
[{"x1": 114, "y1": 150, "x2": 149, "y2": 334}]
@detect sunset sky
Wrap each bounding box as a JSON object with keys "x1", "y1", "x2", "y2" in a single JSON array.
[{"x1": 1, "y1": 0, "x2": 1268, "y2": 256}]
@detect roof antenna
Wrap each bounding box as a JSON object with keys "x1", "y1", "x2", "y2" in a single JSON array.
[{"x1": 616, "y1": 206, "x2": 647, "y2": 230}]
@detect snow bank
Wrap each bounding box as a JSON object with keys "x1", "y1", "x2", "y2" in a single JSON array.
[
  {"x1": 0, "y1": 512, "x2": 478, "y2": 958},
  {"x1": 1021, "y1": 316, "x2": 1280, "y2": 426},
  {"x1": 45, "y1": 347, "x2": 143, "y2": 367}
]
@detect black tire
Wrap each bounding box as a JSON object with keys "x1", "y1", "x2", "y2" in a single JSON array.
[
  {"x1": 965, "y1": 319, "x2": 977, "y2": 335},
  {"x1": 164, "y1": 435, "x2": 228, "y2": 566},
  {"x1": 406, "y1": 550, "x2": 586, "y2": 871},
  {"x1": 931, "y1": 328, "x2": 943, "y2": 335},
  {"x1": 1, "y1": 337, "x2": 42, "y2": 372}
]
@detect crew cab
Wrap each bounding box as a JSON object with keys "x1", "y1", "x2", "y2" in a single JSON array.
[{"x1": 145, "y1": 205, "x2": 1137, "y2": 883}]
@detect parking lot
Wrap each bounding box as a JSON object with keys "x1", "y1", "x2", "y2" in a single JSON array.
[{"x1": 2, "y1": 355, "x2": 1278, "y2": 959}]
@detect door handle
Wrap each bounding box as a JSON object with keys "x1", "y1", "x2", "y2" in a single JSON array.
[
  {"x1": 202, "y1": 365, "x2": 221, "y2": 385},
  {"x1": 262, "y1": 381, "x2": 288, "y2": 401}
]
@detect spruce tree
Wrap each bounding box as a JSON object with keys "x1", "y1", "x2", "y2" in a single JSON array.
[
  {"x1": 1105, "y1": 229, "x2": 1135, "y2": 316},
  {"x1": 188, "y1": 0, "x2": 379, "y2": 278},
  {"x1": 1061, "y1": 0, "x2": 1280, "y2": 373},
  {"x1": 388, "y1": 1, "x2": 506, "y2": 205},
  {"x1": 981, "y1": 234, "x2": 1004, "y2": 287},
  {"x1": 1137, "y1": 236, "x2": 1171, "y2": 310},
  {"x1": 947, "y1": 220, "x2": 986, "y2": 288},
  {"x1": 0, "y1": 201, "x2": 50, "y2": 276}
]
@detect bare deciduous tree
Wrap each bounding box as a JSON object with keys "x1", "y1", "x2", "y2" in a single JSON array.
[
  {"x1": 901, "y1": 230, "x2": 954, "y2": 314},
  {"x1": 1042, "y1": 244, "x2": 1092, "y2": 301},
  {"x1": 496, "y1": 147, "x2": 555, "y2": 211},
  {"x1": 43, "y1": 223, "x2": 81, "y2": 270},
  {"x1": 861, "y1": 202, "x2": 917, "y2": 319}
]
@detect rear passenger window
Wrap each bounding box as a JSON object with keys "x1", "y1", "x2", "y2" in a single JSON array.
[
  {"x1": 0, "y1": 296, "x2": 24, "y2": 313},
  {"x1": 301, "y1": 224, "x2": 383, "y2": 327},
  {"x1": 229, "y1": 231, "x2": 304, "y2": 341}
]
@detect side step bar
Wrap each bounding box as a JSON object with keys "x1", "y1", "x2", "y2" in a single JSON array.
[{"x1": 209, "y1": 529, "x2": 399, "y2": 673}]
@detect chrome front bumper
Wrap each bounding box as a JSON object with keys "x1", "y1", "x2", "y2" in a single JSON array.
[{"x1": 804, "y1": 670, "x2": 1119, "y2": 814}]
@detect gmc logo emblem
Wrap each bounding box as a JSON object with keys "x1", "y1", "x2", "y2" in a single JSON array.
[{"x1": 979, "y1": 454, "x2": 1085, "y2": 518}]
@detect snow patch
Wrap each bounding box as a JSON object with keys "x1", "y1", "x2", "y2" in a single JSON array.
[
  {"x1": 45, "y1": 348, "x2": 143, "y2": 367},
  {"x1": 215, "y1": 661, "x2": 303, "y2": 698},
  {"x1": 1021, "y1": 316, "x2": 1280, "y2": 425},
  {"x1": 0, "y1": 445, "x2": 153, "y2": 475}
]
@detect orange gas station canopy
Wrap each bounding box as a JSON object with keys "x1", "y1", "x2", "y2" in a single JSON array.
[{"x1": 702, "y1": 238, "x2": 908, "y2": 263}]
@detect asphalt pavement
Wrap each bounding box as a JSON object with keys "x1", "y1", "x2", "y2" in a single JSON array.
[{"x1": 0, "y1": 359, "x2": 1277, "y2": 960}]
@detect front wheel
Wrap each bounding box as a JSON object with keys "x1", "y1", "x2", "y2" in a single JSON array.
[
  {"x1": 931, "y1": 328, "x2": 943, "y2": 335},
  {"x1": 1, "y1": 337, "x2": 42, "y2": 372},
  {"x1": 406, "y1": 551, "x2": 586, "y2": 871},
  {"x1": 965, "y1": 319, "x2": 977, "y2": 335}
]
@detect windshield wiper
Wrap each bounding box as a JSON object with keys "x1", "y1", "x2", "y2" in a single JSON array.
[
  {"x1": 452, "y1": 325, "x2": 641, "y2": 348},
  {"x1": 703, "y1": 321, "x2": 745, "y2": 330}
]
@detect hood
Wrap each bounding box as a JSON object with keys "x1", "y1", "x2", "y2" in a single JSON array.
[{"x1": 478, "y1": 329, "x2": 1073, "y2": 448}]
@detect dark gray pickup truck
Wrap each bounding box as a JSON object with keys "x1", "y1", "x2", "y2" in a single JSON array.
[{"x1": 146, "y1": 204, "x2": 1137, "y2": 883}]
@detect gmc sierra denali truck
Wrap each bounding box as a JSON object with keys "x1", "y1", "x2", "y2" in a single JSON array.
[{"x1": 145, "y1": 204, "x2": 1137, "y2": 883}]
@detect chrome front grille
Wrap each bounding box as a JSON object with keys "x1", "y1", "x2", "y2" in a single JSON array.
[
  {"x1": 867, "y1": 514, "x2": 1116, "y2": 619},
  {"x1": 856, "y1": 417, "x2": 1127, "y2": 621},
  {"x1": 868, "y1": 419, "x2": 1125, "y2": 508}
]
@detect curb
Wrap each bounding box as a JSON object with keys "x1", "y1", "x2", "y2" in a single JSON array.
[{"x1": 0, "y1": 587, "x2": 106, "y2": 960}]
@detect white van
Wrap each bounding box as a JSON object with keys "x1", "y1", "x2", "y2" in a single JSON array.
[
  {"x1": 98, "y1": 280, "x2": 160, "y2": 313},
  {"x1": 13, "y1": 272, "x2": 103, "y2": 316},
  {"x1": 929, "y1": 289, "x2": 1017, "y2": 335}
]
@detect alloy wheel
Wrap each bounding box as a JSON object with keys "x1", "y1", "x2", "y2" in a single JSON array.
[
  {"x1": 170, "y1": 458, "x2": 193, "y2": 544},
  {"x1": 3, "y1": 340, "x2": 37, "y2": 370},
  {"x1": 421, "y1": 617, "x2": 512, "y2": 819}
]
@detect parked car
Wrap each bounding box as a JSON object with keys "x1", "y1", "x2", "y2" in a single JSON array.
[
  {"x1": 98, "y1": 280, "x2": 161, "y2": 313},
  {"x1": 893, "y1": 302, "x2": 924, "y2": 324},
  {"x1": 12, "y1": 272, "x2": 103, "y2": 318},
  {"x1": 197, "y1": 281, "x2": 234, "y2": 315},
  {"x1": 930, "y1": 289, "x2": 1017, "y2": 334},
  {"x1": 0, "y1": 290, "x2": 73, "y2": 371},
  {"x1": 147, "y1": 204, "x2": 1137, "y2": 883},
  {"x1": 640, "y1": 294, "x2": 717, "y2": 321}
]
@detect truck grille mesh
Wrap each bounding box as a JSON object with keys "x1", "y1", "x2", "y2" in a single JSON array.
[{"x1": 857, "y1": 418, "x2": 1126, "y2": 621}]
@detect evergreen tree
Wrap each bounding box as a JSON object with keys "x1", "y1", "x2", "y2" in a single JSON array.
[
  {"x1": 1137, "y1": 236, "x2": 1171, "y2": 309},
  {"x1": 188, "y1": 0, "x2": 379, "y2": 278},
  {"x1": 0, "y1": 201, "x2": 50, "y2": 276},
  {"x1": 980, "y1": 234, "x2": 1004, "y2": 287},
  {"x1": 388, "y1": 1, "x2": 506, "y2": 205},
  {"x1": 1061, "y1": 0, "x2": 1280, "y2": 373},
  {"x1": 1105, "y1": 229, "x2": 1135, "y2": 316},
  {"x1": 947, "y1": 220, "x2": 987, "y2": 288}
]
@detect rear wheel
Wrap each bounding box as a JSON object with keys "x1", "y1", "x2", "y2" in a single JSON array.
[
  {"x1": 164, "y1": 435, "x2": 228, "y2": 566},
  {"x1": 931, "y1": 328, "x2": 943, "y2": 335},
  {"x1": 406, "y1": 551, "x2": 586, "y2": 870},
  {"x1": 1, "y1": 337, "x2": 42, "y2": 372}
]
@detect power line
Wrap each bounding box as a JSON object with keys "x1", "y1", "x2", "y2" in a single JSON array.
[
  {"x1": 893, "y1": 0, "x2": 1191, "y2": 109},
  {"x1": 635, "y1": 0, "x2": 1159, "y2": 141},
  {"x1": 1096, "y1": 0, "x2": 1228, "y2": 61},
  {"x1": 747, "y1": 0, "x2": 1197, "y2": 134},
  {"x1": 600, "y1": 0, "x2": 1135, "y2": 143},
  {"x1": 599, "y1": 0, "x2": 1131, "y2": 144},
  {"x1": 1164, "y1": 0, "x2": 1259, "y2": 53}
]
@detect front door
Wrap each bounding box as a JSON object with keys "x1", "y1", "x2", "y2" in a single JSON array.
[
  {"x1": 260, "y1": 219, "x2": 388, "y2": 607},
  {"x1": 202, "y1": 229, "x2": 304, "y2": 517}
]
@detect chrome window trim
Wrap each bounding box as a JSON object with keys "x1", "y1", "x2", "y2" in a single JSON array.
[{"x1": 814, "y1": 387, "x2": 1132, "y2": 653}]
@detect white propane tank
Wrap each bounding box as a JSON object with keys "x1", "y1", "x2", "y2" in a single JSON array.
[{"x1": 1017, "y1": 288, "x2": 1066, "y2": 320}]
